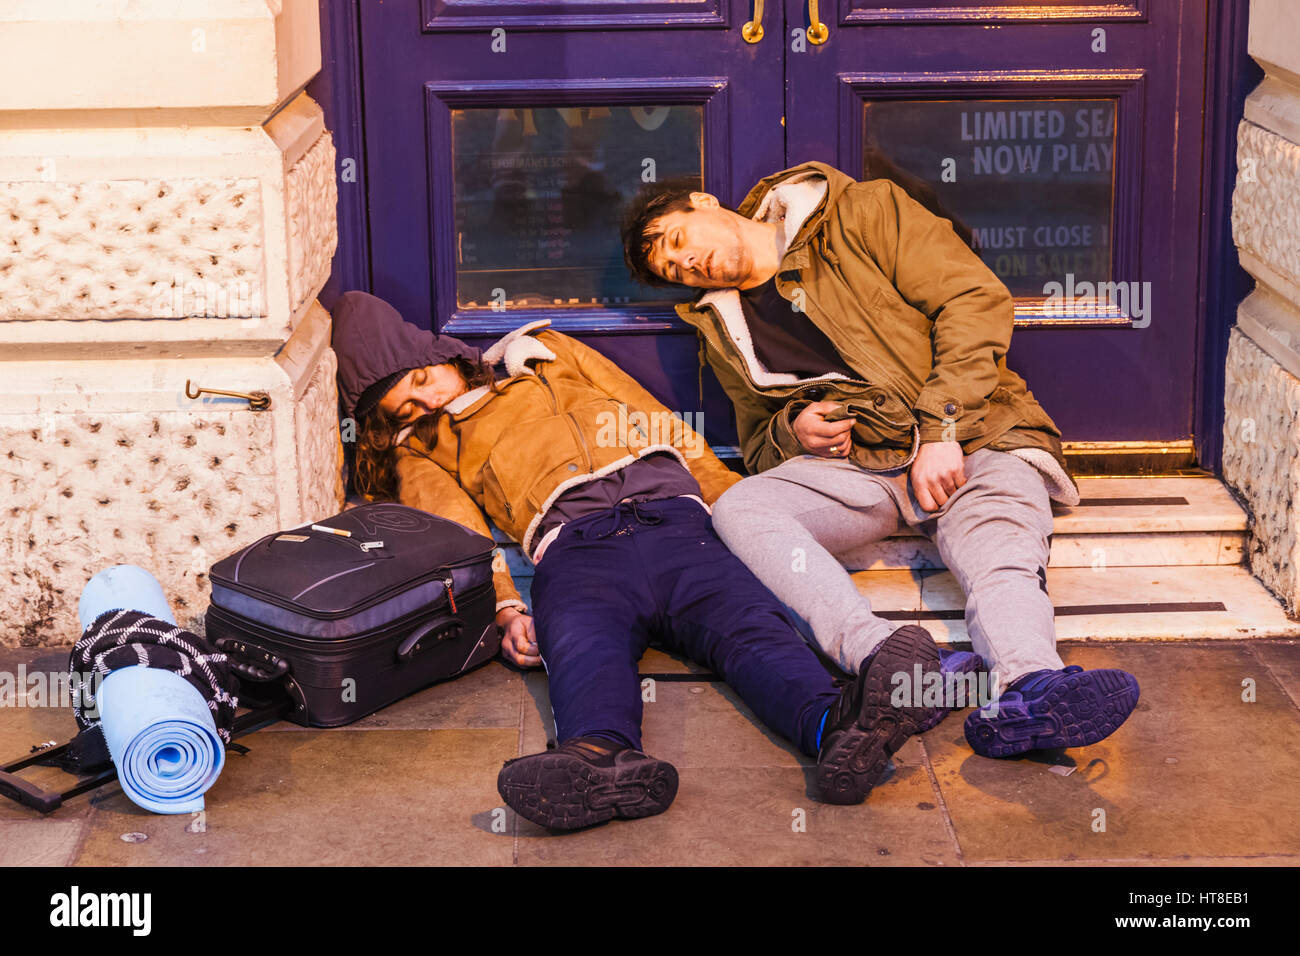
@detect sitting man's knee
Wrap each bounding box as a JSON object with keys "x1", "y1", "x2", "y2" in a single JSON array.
[{"x1": 713, "y1": 476, "x2": 770, "y2": 530}]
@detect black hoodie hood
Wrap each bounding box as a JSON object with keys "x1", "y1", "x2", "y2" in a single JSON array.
[{"x1": 330, "y1": 291, "x2": 483, "y2": 420}]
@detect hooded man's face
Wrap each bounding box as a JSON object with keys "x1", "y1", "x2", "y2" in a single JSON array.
[
  {"x1": 645, "y1": 192, "x2": 756, "y2": 289},
  {"x1": 378, "y1": 363, "x2": 468, "y2": 425}
]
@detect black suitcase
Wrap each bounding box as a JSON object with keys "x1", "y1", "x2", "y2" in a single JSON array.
[{"x1": 204, "y1": 502, "x2": 500, "y2": 727}]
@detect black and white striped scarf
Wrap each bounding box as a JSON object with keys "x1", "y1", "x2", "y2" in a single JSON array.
[{"x1": 53, "y1": 610, "x2": 240, "y2": 774}]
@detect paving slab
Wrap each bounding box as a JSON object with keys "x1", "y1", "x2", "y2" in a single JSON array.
[
  {"x1": 259, "y1": 658, "x2": 527, "y2": 733},
  {"x1": 928, "y1": 642, "x2": 1300, "y2": 863},
  {"x1": 520, "y1": 674, "x2": 807, "y2": 770},
  {"x1": 0, "y1": 635, "x2": 1295, "y2": 866},
  {"x1": 0, "y1": 819, "x2": 86, "y2": 866},
  {"x1": 72, "y1": 728, "x2": 517, "y2": 866},
  {"x1": 1250, "y1": 640, "x2": 1300, "y2": 712},
  {"x1": 0, "y1": 646, "x2": 95, "y2": 824},
  {"x1": 512, "y1": 738, "x2": 958, "y2": 866}
]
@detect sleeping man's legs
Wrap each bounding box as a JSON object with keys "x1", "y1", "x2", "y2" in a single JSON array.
[{"x1": 497, "y1": 496, "x2": 943, "y2": 830}]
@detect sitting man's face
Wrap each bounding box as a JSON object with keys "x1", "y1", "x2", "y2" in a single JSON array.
[{"x1": 645, "y1": 191, "x2": 755, "y2": 289}]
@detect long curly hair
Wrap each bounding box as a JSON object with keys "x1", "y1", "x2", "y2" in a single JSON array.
[{"x1": 352, "y1": 356, "x2": 497, "y2": 502}]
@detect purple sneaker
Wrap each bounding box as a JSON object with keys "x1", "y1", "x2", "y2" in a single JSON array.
[
  {"x1": 916, "y1": 649, "x2": 988, "y2": 733},
  {"x1": 963, "y1": 665, "x2": 1140, "y2": 758}
]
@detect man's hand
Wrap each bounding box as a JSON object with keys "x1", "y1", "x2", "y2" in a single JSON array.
[
  {"x1": 496, "y1": 606, "x2": 541, "y2": 667},
  {"x1": 910, "y1": 441, "x2": 966, "y2": 512},
  {"x1": 792, "y1": 401, "x2": 853, "y2": 458}
]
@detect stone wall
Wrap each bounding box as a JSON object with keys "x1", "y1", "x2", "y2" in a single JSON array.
[
  {"x1": 0, "y1": 1, "x2": 342, "y2": 644},
  {"x1": 1224, "y1": 0, "x2": 1300, "y2": 617}
]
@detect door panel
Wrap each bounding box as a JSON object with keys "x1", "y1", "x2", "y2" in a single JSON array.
[
  {"x1": 785, "y1": 0, "x2": 1208, "y2": 443},
  {"x1": 420, "y1": 0, "x2": 730, "y2": 31},
  {"x1": 838, "y1": 0, "x2": 1147, "y2": 24},
  {"x1": 361, "y1": 0, "x2": 785, "y2": 445},
  {"x1": 425, "y1": 82, "x2": 726, "y2": 329}
]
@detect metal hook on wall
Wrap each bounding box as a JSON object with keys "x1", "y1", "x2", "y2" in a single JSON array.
[{"x1": 184, "y1": 380, "x2": 272, "y2": 411}]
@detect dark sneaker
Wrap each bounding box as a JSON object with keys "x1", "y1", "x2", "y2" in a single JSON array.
[
  {"x1": 815, "y1": 625, "x2": 941, "y2": 805},
  {"x1": 963, "y1": 665, "x2": 1140, "y2": 758},
  {"x1": 497, "y1": 736, "x2": 678, "y2": 831},
  {"x1": 916, "y1": 649, "x2": 988, "y2": 733}
]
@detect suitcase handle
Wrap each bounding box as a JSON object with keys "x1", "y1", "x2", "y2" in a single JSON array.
[
  {"x1": 215, "y1": 637, "x2": 291, "y2": 683},
  {"x1": 397, "y1": 619, "x2": 464, "y2": 662},
  {"x1": 0, "y1": 770, "x2": 63, "y2": 814}
]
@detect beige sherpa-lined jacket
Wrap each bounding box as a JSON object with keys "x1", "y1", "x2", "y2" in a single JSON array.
[{"x1": 392, "y1": 321, "x2": 741, "y2": 613}]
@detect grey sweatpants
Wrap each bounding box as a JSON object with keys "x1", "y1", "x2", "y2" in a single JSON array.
[{"x1": 711, "y1": 448, "x2": 1064, "y2": 693}]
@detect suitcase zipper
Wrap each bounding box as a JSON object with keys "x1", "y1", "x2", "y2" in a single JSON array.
[
  {"x1": 217, "y1": 550, "x2": 494, "y2": 620},
  {"x1": 207, "y1": 579, "x2": 495, "y2": 651},
  {"x1": 443, "y1": 576, "x2": 457, "y2": 614}
]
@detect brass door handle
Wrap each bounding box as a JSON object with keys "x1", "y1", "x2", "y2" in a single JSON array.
[
  {"x1": 808, "y1": 0, "x2": 829, "y2": 44},
  {"x1": 742, "y1": 0, "x2": 764, "y2": 42}
]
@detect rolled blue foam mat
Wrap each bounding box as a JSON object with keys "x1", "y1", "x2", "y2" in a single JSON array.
[
  {"x1": 79, "y1": 565, "x2": 176, "y2": 631},
  {"x1": 97, "y1": 666, "x2": 226, "y2": 815}
]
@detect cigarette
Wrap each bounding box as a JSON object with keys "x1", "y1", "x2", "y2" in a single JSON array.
[{"x1": 312, "y1": 524, "x2": 352, "y2": 538}]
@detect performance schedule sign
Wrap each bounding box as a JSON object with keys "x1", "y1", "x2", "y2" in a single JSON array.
[
  {"x1": 863, "y1": 98, "x2": 1116, "y2": 299},
  {"x1": 451, "y1": 105, "x2": 703, "y2": 311}
]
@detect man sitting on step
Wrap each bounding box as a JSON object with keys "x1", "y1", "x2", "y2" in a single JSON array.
[{"x1": 620, "y1": 162, "x2": 1141, "y2": 758}]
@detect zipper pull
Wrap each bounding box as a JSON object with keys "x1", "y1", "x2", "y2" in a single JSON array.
[{"x1": 443, "y1": 575, "x2": 458, "y2": 614}]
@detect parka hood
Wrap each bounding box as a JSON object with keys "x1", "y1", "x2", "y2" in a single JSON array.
[
  {"x1": 734, "y1": 160, "x2": 856, "y2": 254},
  {"x1": 330, "y1": 291, "x2": 483, "y2": 420}
]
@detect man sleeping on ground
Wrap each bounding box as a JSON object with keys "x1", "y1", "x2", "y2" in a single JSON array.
[{"x1": 330, "y1": 289, "x2": 950, "y2": 831}]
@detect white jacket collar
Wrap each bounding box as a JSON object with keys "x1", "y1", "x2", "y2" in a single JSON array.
[
  {"x1": 695, "y1": 173, "x2": 843, "y2": 389},
  {"x1": 751, "y1": 171, "x2": 829, "y2": 256}
]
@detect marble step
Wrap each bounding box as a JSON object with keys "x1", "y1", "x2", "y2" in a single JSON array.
[
  {"x1": 495, "y1": 476, "x2": 1250, "y2": 575},
  {"x1": 849, "y1": 563, "x2": 1300, "y2": 644},
  {"x1": 849, "y1": 476, "x2": 1248, "y2": 570}
]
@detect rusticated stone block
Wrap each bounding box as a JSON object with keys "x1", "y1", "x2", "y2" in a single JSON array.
[
  {"x1": 1222, "y1": 326, "x2": 1300, "y2": 617},
  {"x1": 294, "y1": 341, "x2": 345, "y2": 525},
  {"x1": 1233, "y1": 120, "x2": 1300, "y2": 293},
  {"x1": 286, "y1": 131, "x2": 338, "y2": 315},
  {"x1": 1, "y1": 409, "x2": 279, "y2": 644},
  {"x1": 0, "y1": 306, "x2": 343, "y2": 645},
  {"x1": 0, "y1": 178, "x2": 266, "y2": 320}
]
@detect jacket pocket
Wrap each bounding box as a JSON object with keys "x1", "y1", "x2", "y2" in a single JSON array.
[
  {"x1": 789, "y1": 381, "x2": 917, "y2": 446},
  {"x1": 485, "y1": 415, "x2": 587, "y2": 518},
  {"x1": 480, "y1": 459, "x2": 513, "y2": 524}
]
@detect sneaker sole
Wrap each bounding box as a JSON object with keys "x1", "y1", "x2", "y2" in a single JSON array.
[
  {"x1": 497, "y1": 752, "x2": 679, "y2": 831},
  {"x1": 964, "y1": 669, "x2": 1140, "y2": 758},
  {"x1": 815, "y1": 628, "x2": 941, "y2": 805}
]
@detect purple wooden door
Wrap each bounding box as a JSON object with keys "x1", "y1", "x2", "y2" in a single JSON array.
[
  {"x1": 359, "y1": 0, "x2": 788, "y2": 444},
  {"x1": 359, "y1": 0, "x2": 1213, "y2": 450},
  {"x1": 783, "y1": 0, "x2": 1211, "y2": 444}
]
